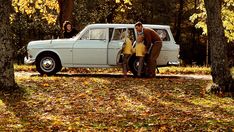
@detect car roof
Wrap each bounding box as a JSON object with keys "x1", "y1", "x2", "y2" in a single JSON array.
[{"x1": 86, "y1": 23, "x2": 170, "y2": 29}]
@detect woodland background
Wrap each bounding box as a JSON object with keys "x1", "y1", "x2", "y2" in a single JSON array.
[
  {"x1": 11, "y1": 0, "x2": 234, "y2": 66},
  {"x1": 0, "y1": 0, "x2": 234, "y2": 130}
]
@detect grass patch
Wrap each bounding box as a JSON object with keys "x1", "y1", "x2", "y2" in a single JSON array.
[
  {"x1": 14, "y1": 64, "x2": 37, "y2": 72},
  {"x1": 0, "y1": 75, "x2": 234, "y2": 131},
  {"x1": 158, "y1": 66, "x2": 211, "y2": 74}
]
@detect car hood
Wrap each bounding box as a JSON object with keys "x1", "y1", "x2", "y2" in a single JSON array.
[
  {"x1": 28, "y1": 40, "x2": 52, "y2": 48},
  {"x1": 27, "y1": 38, "x2": 76, "y2": 49}
]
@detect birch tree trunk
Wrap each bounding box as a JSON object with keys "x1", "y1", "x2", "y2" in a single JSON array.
[
  {"x1": 204, "y1": 0, "x2": 234, "y2": 94},
  {"x1": 0, "y1": 0, "x2": 18, "y2": 90}
]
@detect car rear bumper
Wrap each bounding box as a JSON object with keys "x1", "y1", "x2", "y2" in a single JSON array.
[{"x1": 167, "y1": 61, "x2": 180, "y2": 66}]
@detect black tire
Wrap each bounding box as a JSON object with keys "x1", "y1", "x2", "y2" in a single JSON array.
[
  {"x1": 36, "y1": 53, "x2": 62, "y2": 76},
  {"x1": 129, "y1": 55, "x2": 146, "y2": 77}
]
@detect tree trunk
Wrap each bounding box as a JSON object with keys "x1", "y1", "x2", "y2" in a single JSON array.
[
  {"x1": 191, "y1": 0, "x2": 198, "y2": 64},
  {"x1": 204, "y1": 0, "x2": 234, "y2": 94},
  {"x1": 0, "y1": 0, "x2": 18, "y2": 90},
  {"x1": 58, "y1": 0, "x2": 74, "y2": 28},
  {"x1": 174, "y1": 0, "x2": 184, "y2": 44}
]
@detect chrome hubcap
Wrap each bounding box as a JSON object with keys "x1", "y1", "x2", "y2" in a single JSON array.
[
  {"x1": 40, "y1": 57, "x2": 55, "y2": 72},
  {"x1": 134, "y1": 60, "x2": 139, "y2": 70}
]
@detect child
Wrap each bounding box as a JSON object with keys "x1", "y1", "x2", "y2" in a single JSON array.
[
  {"x1": 135, "y1": 34, "x2": 146, "y2": 77},
  {"x1": 122, "y1": 31, "x2": 133, "y2": 78}
]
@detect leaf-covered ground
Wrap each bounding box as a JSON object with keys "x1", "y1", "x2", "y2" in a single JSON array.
[{"x1": 1, "y1": 73, "x2": 234, "y2": 131}]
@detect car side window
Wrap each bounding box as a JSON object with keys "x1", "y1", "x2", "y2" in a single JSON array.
[
  {"x1": 128, "y1": 28, "x2": 136, "y2": 42},
  {"x1": 112, "y1": 28, "x2": 127, "y2": 41},
  {"x1": 90, "y1": 29, "x2": 106, "y2": 40},
  {"x1": 109, "y1": 28, "x2": 114, "y2": 42},
  {"x1": 80, "y1": 28, "x2": 106, "y2": 40},
  {"x1": 154, "y1": 29, "x2": 170, "y2": 41}
]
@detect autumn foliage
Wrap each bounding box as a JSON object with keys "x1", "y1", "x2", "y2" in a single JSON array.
[{"x1": 0, "y1": 73, "x2": 234, "y2": 131}]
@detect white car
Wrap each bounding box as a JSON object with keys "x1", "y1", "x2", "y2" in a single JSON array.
[{"x1": 25, "y1": 24, "x2": 179, "y2": 76}]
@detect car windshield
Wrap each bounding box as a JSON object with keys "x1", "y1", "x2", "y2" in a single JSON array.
[{"x1": 74, "y1": 32, "x2": 81, "y2": 39}]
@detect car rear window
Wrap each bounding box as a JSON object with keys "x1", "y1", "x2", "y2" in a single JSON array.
[{"x1": 154, "y1": 29, "x2": 170, "y2": 41}]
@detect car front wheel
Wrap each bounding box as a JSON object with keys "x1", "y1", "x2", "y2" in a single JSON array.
[{"x1": 36, "y1": 53, "x2": 61, "y2": 76}]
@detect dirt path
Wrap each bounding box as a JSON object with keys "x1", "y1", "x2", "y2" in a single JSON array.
[{"x1": 15, "y1": 71, "x2": 212, "y2": 80}]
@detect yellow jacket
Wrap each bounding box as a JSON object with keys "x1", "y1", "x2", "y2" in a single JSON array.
[
  {"x1": 123, "y1": 38, "x2": 133, "y2": 55},
  {"x1": 135, "y1": 42, "x2": 146, "y2": 57}
]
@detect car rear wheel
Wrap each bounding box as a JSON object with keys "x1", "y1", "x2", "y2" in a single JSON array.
[
  {"x1": 36, "y1": 53, "x2": 61, "y2": 76},
  {"x1": 129, "y1": 55, "x2": 146, "y2": 77}
]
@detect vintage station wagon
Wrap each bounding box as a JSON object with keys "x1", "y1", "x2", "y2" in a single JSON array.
[{"x1": 25, "y1": 24, "x2": 179, "y2": 76}]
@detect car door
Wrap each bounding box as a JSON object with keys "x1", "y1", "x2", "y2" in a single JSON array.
[
  {"x1": 73, "y1": 28, "x2": 108, "y2": 65},
  {"x1": 108, "y1": 27, "x2": 136, "y2": 65},
  {"x1": 108, "y1": 27, "x2": 127, "y2": 65}
]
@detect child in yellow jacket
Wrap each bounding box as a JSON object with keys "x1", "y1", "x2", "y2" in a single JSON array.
[
  {"x1": 122, "y1": 32, "x2": 133, "y2": 77},
  {"x1": 135, "y1": 34, "x2": 146, "y2": 77}
]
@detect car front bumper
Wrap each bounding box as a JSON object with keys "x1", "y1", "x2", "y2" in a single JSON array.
[{"x1": 24, "y1": 56, "x2": 35, "y2": 64}]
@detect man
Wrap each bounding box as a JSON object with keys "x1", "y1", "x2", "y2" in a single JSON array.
[{"x1": 135, "y1": 22, "x2": 162, "y2": 77}]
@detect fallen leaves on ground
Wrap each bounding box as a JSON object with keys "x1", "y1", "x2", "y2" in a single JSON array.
[{"x1": 0, "y1": 74, "x2": 234, "y2": 131}]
